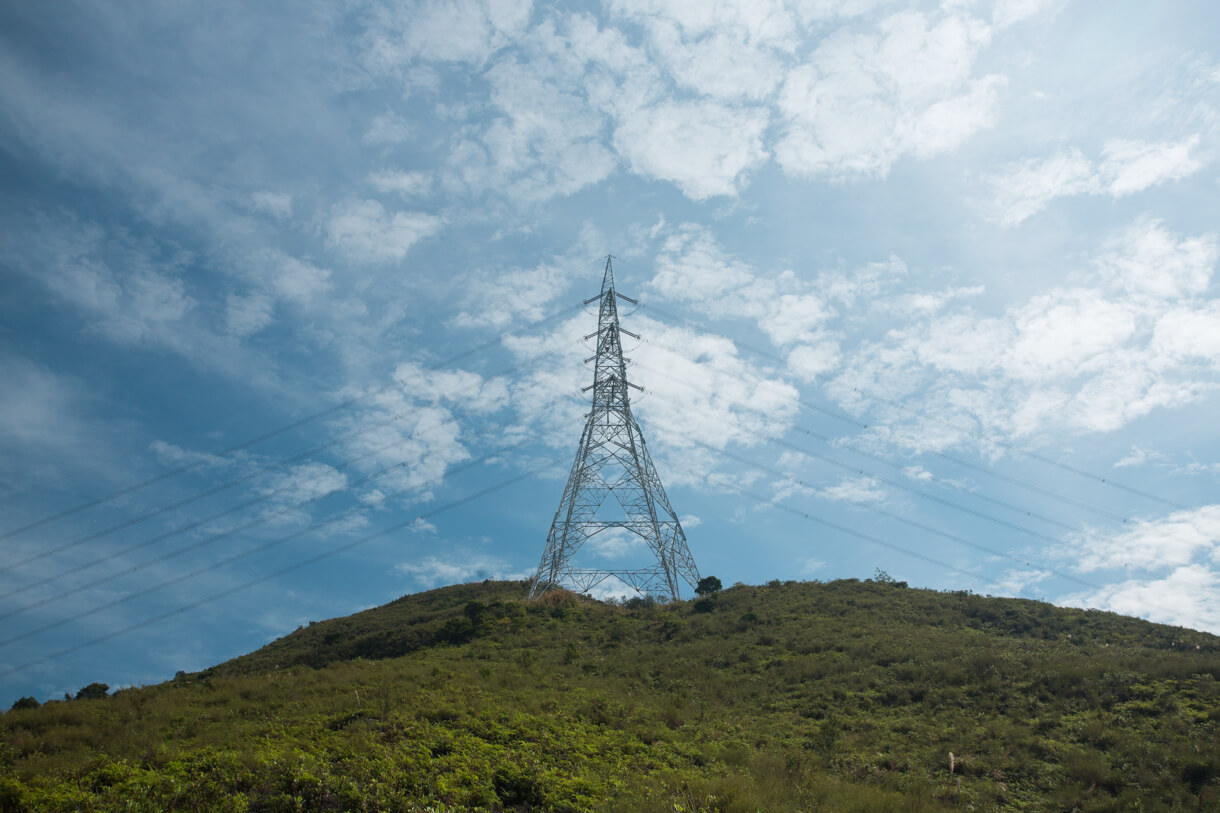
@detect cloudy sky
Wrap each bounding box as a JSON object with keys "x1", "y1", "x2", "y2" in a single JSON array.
[{"x1": 1, "y1": 0, "x2": 1218, "y2": 705}]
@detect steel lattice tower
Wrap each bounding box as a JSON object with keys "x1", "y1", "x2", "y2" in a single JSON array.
[{"x1": 530, "y1": 257, "x2": 699, "y2": 601}]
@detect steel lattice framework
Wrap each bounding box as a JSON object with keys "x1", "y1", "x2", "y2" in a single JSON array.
[{"x1": 530, "y1": 257, "x2": 699, "y2": 601}]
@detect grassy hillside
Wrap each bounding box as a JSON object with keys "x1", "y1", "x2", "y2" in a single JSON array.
[{"x1": 2, "y1": 578, "x2": 1219, "y2": 812}]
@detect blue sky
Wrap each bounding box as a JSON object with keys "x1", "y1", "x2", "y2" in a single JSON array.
[{"x1": 1, "y1": 0, "x2": 1218, "y2": 706}]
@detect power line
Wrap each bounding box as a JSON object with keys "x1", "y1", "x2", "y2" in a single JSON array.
[
  {"x1": 636, "y1": 359, "x2": 1128, "y2": 528},
  {"x1": 0, "y1": 434, "x2": 572, "y2": 652},
  {"x1": 693, "y1": 441, "x2": 1102, "y2": 592},
  {"x1": 678, "y1": 464, "x2": 1010, "y2": 593},
  {"x1": 0, "y1": 345, "x2": 575, "y2": 575},
  {"x1": 0, "y1": 382, "x2": 580, "y2": 604},
  {"x1": 655, "y1": 397, "x2": 1090, "y2": 553},
  {"x1": 672, "y1": 448, "x2": 1210, "y2": 616},
  {"x1": 0, "y1": 452, "x2": 570, "y2": 679},
  {"x1": 638, "y1": 300, "x2": 1184, "y2": 511},
  {"x1": 0, "y1": 401, "x2": 573, "y2": 621},
  {"x1": 0, "y1": 300, "x2": 587, "y2": 543}
]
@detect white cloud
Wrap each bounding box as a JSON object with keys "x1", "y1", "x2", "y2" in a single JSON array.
[
  {"x1": 149, "y1": 440, "x2": 225, "y2": 468},
  {"x1": 1113, "y1": 446, "x2": 1168, "y2": 469},
  {"x1": 225, "y1": 291, "x2": 275, "y2": 337},
  {"x1": 801, "y1": 557, "x2": 828, "y2": 575},
  {"x1": 6, "y1": 215, "x2": 197, "y2": 346},
  {"x1": 260, "y1": 462, "x2": 349, "y2": 506},
  {"x1": 785, "y1": 342, "x2": 842, "y2": 381},
  {"x1": 775, "y1": 10, "x2": 1002, "y2": 178},
  {"x1": 995, "y1": 568, "x2": 1051, "y2": 595},
  {"x1": 0, "y1": 357, "x2": 91, "y2": 463},
  {"x1": 441, "y1": 35, "x2": 620, "y2": 203},
  {"x1": 608, "y1": 0, "x2": 797, "y2": 101},
  {"x1": 1100, "y1": 135, "x2": 1204, "y2": 197},
  {"x1": 1153, "y1": 301, "x2": 1220, "y2": 362},
  {"x1": 613, "y1": 99, "x2": 769, "y2": 199},
  {"x1": 822, "y1": 476, "x2": 886, "y2": 502},
  {"x1": 329, "y1": 362, "x2": 509, "y2": 503},
  {"x1": 369, "y1": 170, "x2": 432, "y2": 198},
  {"x1": 1007, "y1": 290, "x2": 1136, "y2": 380},
  {"x1": 1093, "y1": 218, "x2": 1217, "y2": 300},
  {"x1": 834, "y1": 220, "x2": 1220, "y2": 442},
  {"x1": 451, "y1": 228, "x2": 602, "y2": 329},
  {"x1": 1070, "y1": 505, "x2": 1220, "y2": 573},
  {"x1": 586, "y1": 527, "x2": 648, "y2": 560},
  {"x1": 989, "y1": 137, "x2": 1206, "y2": 226},
  {"x1": 250, "y1": 190, "x2": 293, "y2": 219},
  {"x1": 363, "y1": 0, "x2": 533, "y2": 69},
  {"x1": 363, "y1": 111, "x2": 414, "y2": 146},
  {"x1": 1061, "y1": 564, "x2": 1220, "y2": 633},
  {"x1": 648, "y1": 223, "x2": 835, "y2": 347},
  {"x1": 326, "y1": 199, "x2": 443, "y2": 264},
  {"x1": 992, "y1": 0, "x2": 1064, "y2": 29},
  {"x1": 396, "y1": 553, "x2": 531, "y2": 587},
  {"x1": 985, "y1": 148, "x2": 1095, "y2": 227}
]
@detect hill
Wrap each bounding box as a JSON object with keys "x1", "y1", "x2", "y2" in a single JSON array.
[{"x1": 2, "y1": 578, "x2": 1219, "y2": 811}]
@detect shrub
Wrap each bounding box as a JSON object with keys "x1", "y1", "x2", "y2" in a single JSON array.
[
  {"x1": 9, "y1": 696, "x2": 39, "y2": 711},
  {"x1": 75, "y1": 683, "x2": 109, "y2": 700}
]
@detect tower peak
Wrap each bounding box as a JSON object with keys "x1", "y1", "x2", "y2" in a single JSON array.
[{"x1": 600, "y1": 255, "x2": 615, "y2": 296}]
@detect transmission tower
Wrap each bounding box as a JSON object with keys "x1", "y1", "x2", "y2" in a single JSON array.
[{"x1": 530, "y1": 257, "x2": 699, "y2": 601}]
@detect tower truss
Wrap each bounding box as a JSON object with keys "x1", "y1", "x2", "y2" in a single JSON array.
[{"x1": 530, "y1": 257, "x2": 699, "y2": 601}]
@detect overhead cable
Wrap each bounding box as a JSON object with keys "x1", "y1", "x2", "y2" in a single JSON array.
[
  {"x1": 638, "y1": 300, "x2": 1183, "y2": 511},
  {"x1": 0, "y1": 452, "x2": 570, "y2": 678},
  {"x1": 0, "y1": 300, "x2": 586, "y2": 542}
]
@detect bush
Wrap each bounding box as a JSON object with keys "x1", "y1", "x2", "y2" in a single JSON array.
[
  {"x1": 9, "y1": 696, "x2": 39, "y2": 711},
  {"x1": 75, "y1": 683, "x2": 109, "y2": 700}
]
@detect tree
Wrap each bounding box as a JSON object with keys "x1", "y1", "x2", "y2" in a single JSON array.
[
  {"x1": 75, "y1": 683, "x2": 109, "y2": 700},
  {"x1": 10, "y1": 696, "x2": 39, "y2": 711},
  {"x1": 872, "y1": 569, "x2": 907, "y2": 588},
  {"x1": 695, "y1": 576, "x2": 722, "y2": 597}
]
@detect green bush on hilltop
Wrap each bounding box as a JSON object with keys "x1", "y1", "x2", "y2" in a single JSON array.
[{"x1": 1, "y1": 578, "x2": 1218, "y2": 811}]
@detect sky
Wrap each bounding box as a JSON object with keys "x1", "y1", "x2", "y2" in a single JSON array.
[{"x1": 0, "y1": 0, "x2": 1218, "y2": 707}]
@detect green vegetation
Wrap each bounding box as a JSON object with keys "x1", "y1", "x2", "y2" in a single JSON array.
[{"x1": 2, "y1": 578, "x2": 1219, "y2": 811}]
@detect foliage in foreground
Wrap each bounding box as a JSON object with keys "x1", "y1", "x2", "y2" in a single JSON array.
[{"x1": 2, "y1": 578, "x2": 1219, "y2": 812}]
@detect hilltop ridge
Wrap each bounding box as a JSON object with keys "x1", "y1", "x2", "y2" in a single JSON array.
[{"x1": 3, "y1": 578, "x2": 1219, "y2": 811}]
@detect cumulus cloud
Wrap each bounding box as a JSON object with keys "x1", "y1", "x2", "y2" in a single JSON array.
[
  {"x1": 775, "y1": 10, "x2": 1004, "y2": 178},
  {"x1": 833, "y1": 219, "x2": 1220, "y2": 443},
  {"x1": 357, "y1": 2, "x2": 1018, "y2": 204},
  {"x1": 985, "y1": 148, "x2": 1095, "y2": 227},
  {"x1": 396, "y1": 553, "x2": 531, "y2": 587},
  {"x1": 614, "y1": 100, "x2": 769, "y2": 199},
  {"x1": 225, "y1": 291, "x2": 275, "y2": 338},
  {"x1": 822, "y1": 476, "x2": 887, "y2": 503},
  {"x1": 250, "y1": 191, "x2": 293, "y2": 219},
  {"x1": 1093, "y1": 217, "x2": 1218, "y2": 299},
  {"x1": 368, "y1": 170, "x2": 432, "y2": 198},
  {"x1": 326, "y1": 199, "x2": 443, "y2": 264},
  {"x1": 1069, "y1": 505, "x2": 1220, "y2": 573},
  {"x1": 648, "y1": 223, "x2": 837, "y2": 348},
  {"x1": 988, "y1": 136, "x2": 1205, "y2": 226},
  {"x1": 1061, "y1": 564, "x2": 1220, "y2": 633},
  {"x1": 991, "y1": 0, "x2": 1065, "y2": 29},
  {"x1": 362, "y1": 0, "x2": 533, "y2": 69}
]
